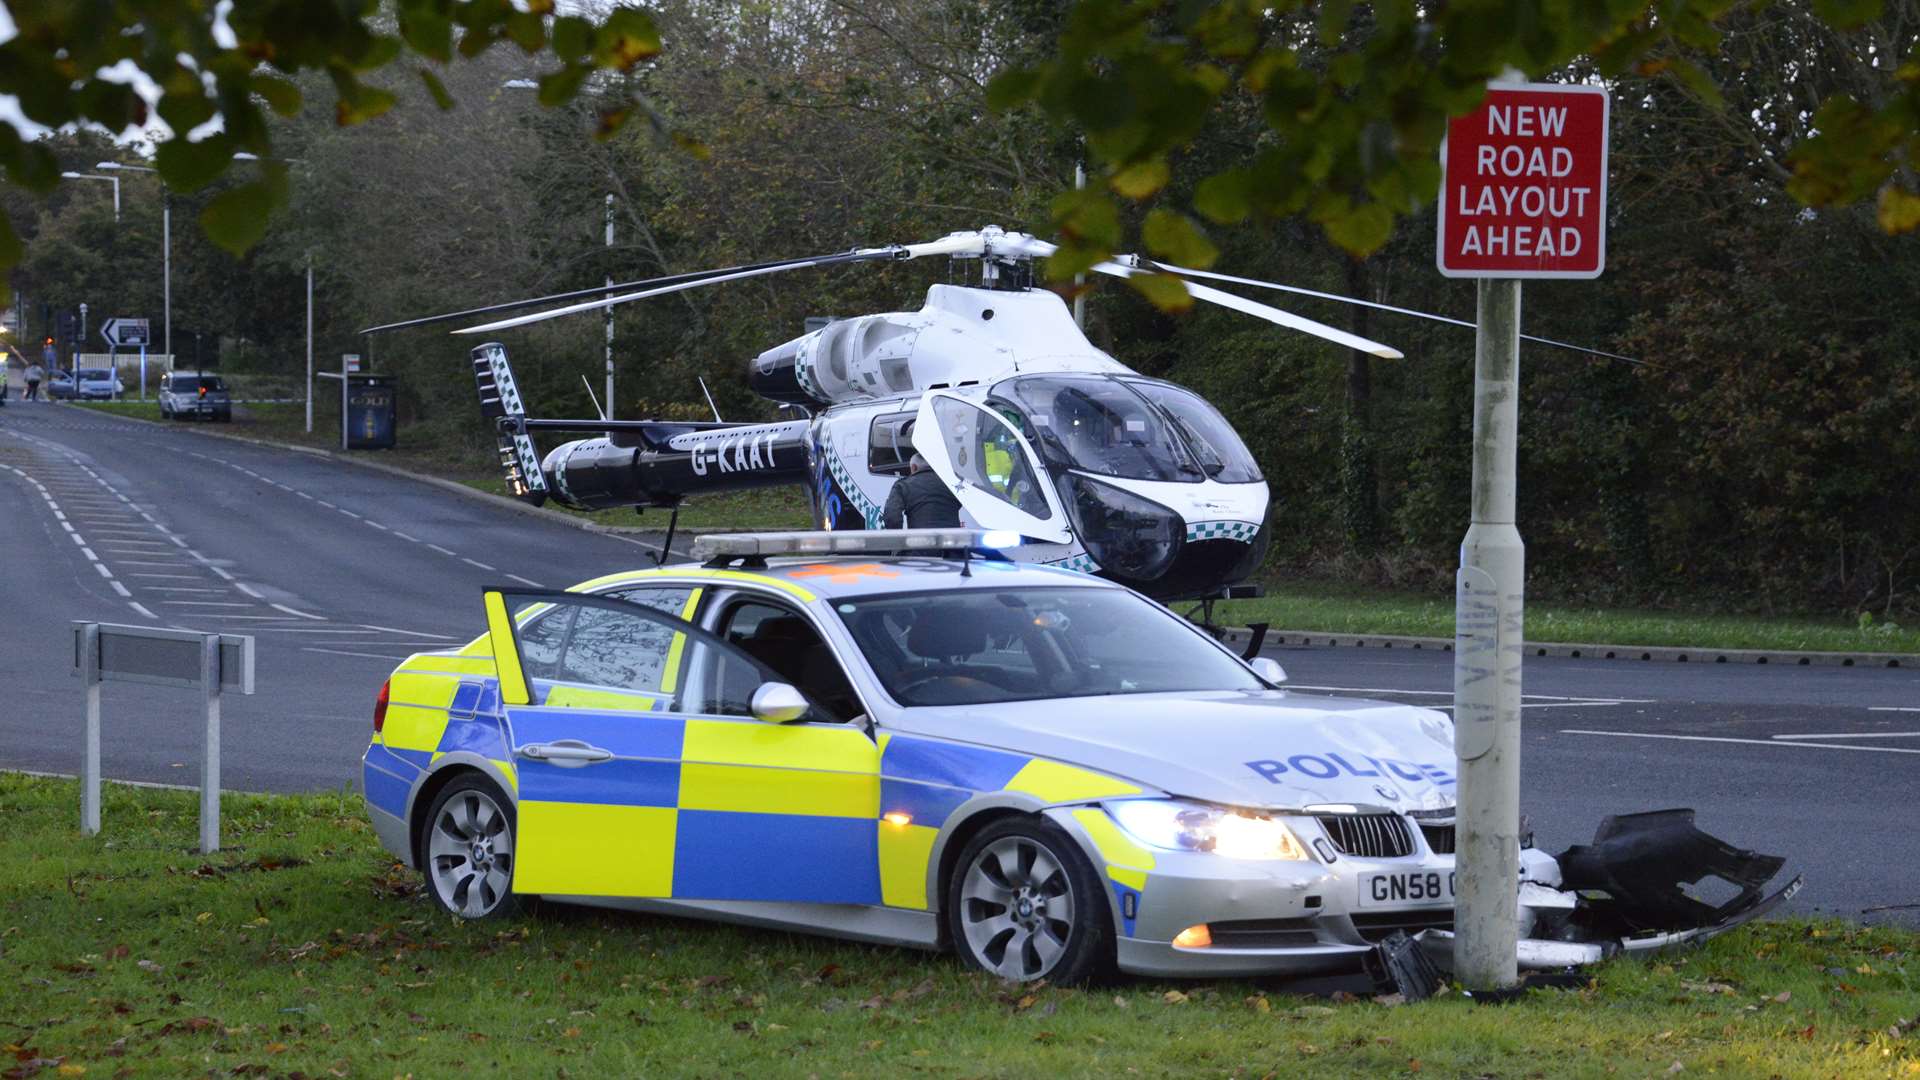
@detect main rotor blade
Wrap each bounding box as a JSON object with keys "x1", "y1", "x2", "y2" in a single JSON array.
[
  {"x1": 454, "y1": 248, "x2": 906, "y2": 334},
  {"x1": 366, "y1": 232, "x2": 984, "y2": 337},
  {"x1": 1094, "y1": 260, "x2": 1404, "y2": 359},
  {"x1": 359, "y1": 255, "x2": 823, "y2": 336},
  {"x1": 1154, "y1": 262, "x2": 1642, "y2": 365},
  {"x1": 450, "y1": 231, "x2": 990, "y2": 336}
]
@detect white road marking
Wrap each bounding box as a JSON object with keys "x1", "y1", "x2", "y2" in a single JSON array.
[
  {"x1": 109, "y1": 581, "x2": 131, "y2": 597},
  {"x1": 271, "y1": 603, "x2": 327, "y2": 621},
  {"x1": 337, "y1": 509, "x2": 362, "y2": 519},
  {"x1": 317, "y1": 500, "x2": 336, "y2": 509},
  {"x1": 80, "y1": 548, "x2": 98, "y2": 562},
  {"x1": 147, "y1": 587, "x2": 227, "y2": 593},
  {"x1": 69, "y1": 532, "x2": 87, "y2": 546},
  {"x1": 1562, "y1": 729, "x2": 1920, "y2": 756},
  {"x1": 2, "y1": 768, "x2": 208, "y2": 793},
  {"x1": 461, "y1": 557, "x2": 495, "y2": 570},
  {"x1": 1867, "y1": 706, "x2": 1920, "y2": 713},
  {"x1": 393, "y1": 532, "x2": 418, "y2": 542},
  {"x1": 1771, "y1": 731, "x2": 1920, "y2": 741},
  {"x1": 364, "y1": 520, "x2": 390, "y2": 531},
  {"x1": 303, "y1": 647, "x2": 415, "y2": 661},
  {"x1": 93, "y1": 563, "x2": 113, "y2": 579},
  {"x1": 160, "y1": 600, "x2": 256, "y2": 608},
  {"x1": 357, "y1": 624, "x2": 460, "y2": 640},
  {"x1": 295, "y1": 491, "x2": 313, "y2": 500},
  {"x1": 235, "y1": 582, "x2": 265, "y2": 599},
  {"x1": 128, "y1": 573, "x2": 203, "y2": 579},
  {"x1": 117, "y1": 559, "x2": 193, "y2": 567},
  {"x1": 1287, "y1": 684, "x2": 1654, "y2": 703},
  {"x1": 206, "y1": 565, "x2": 235, "y2": 581},
  {"x1": 506, "y1": 573, "x2": 544, "y2": 588},
  {"x1": 127, "y1": 602, "x2": 157, "y2": 619},
  {"x1": 427, "y1": 544, "x2": 457, "y2": 556}
]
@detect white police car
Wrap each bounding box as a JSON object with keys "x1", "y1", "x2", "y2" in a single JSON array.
[{"x1": 362, "y1": 530, "x2": 1794, "y2": 982}]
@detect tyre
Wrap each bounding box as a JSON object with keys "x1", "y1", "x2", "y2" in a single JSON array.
[
  {"x1": 420, "y1": 773, "x2": 521, "y2": 919},
  {"x1": 946, "y1": 816, "x2": 1114, "y2": 984}
]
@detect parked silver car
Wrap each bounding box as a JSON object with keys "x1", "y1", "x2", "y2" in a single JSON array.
[
  {"x1": 72, "y1": 367, "x2": 123, "y2": 400},
  {"x1": 158, "y1": 372, "x2": 232, "y2": 422}
]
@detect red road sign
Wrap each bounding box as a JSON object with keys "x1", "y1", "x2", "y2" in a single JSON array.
[{"x1": 1437, "y1": 83, "x2": 1609, "y2": 279}]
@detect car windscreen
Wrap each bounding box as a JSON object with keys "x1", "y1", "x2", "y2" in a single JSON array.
[
  {"x1": 992, "y1": 375, "x2": 1200, "y2": 482},
  {"x1": 835, "y1": 586, "x2": 1264, "y2": 707},
  {"x1": 78, "y1": 369, "x2": 111, "y2": 380}
]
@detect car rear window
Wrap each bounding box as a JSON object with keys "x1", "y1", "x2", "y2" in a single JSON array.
[
  {"x1": 79, "y1": 369, "x2": 111, "y2": 380},
  {"x1": 170, "y1": 376, "x2": 225, "y2": 391}
]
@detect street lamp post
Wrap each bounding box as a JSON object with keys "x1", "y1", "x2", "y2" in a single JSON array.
[
  {"x1": 59, "y1": 172, "x2": 121, "y2": 220},
  {"x1": 95, "y1": 162, "x2": 167, "y2": 359}
]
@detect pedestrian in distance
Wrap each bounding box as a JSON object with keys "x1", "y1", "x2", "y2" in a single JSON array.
[
  {"x1": 23, "y1": 362, "x2": 43, "y2": 401},
  {"x1": 882, "y1": 453, "x2": 963, "y2": 529}
]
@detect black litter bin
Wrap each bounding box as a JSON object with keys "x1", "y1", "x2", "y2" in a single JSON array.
[{"x1": 346, "y1": 374, "x2": 397, "y2": 450}]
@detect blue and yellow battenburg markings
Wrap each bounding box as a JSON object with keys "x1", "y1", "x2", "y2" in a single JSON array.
[{"x1": 364, "y1": 569, "x2": 1153, "y2": 926}]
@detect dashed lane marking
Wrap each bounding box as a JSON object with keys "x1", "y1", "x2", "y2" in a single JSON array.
[
  {"x1": 127, "y1": 602, "x2": 156, "y2": 619},
  {"x1": 506, "y1": 573, "x2": 544, "y2": 588},
  {"x1": 1771, "y1": 731, "x2": 1920, "y2": 741},
  {"x1": 1562, "y1": 729, "x2": 1920, "y2": 756},
  {"x1": 271, "y1": 603, "x2": 326, "y2": 621},
  {"x1": 462, "y1": 557, "x2": 496, "y2": 570}
]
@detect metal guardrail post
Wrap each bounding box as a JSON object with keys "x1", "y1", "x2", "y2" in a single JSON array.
[
  {"x1": 200, "y1": 633, "x2": 222, "y2": 854},
  {"x1": 80, "y1": 623, "x2": 101, "y2": 835},
  {"x1": 72, "y1": 622, "x2": 253, "y2": 853}
]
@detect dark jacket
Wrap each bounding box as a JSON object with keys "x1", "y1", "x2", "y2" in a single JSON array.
[{"x1": 881, "y1": 468, "x2": 963, "y2": 529}]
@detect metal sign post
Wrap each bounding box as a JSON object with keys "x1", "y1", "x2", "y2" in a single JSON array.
[
  {"x1": 1437, "y1": 79, "x2": 1610, "y2": 990},
  {"x1": 73, "y1": 622, "x2": 254, "y2": 853}
]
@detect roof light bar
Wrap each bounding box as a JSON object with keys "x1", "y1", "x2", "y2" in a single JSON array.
[{"x1": 691, "y1": 529, "x2": 1009, "y2": 560}]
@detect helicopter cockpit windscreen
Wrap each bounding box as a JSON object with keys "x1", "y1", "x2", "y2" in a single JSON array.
[
  {"x1": 990, "y1": 375, "x2": 1261, "y2": 485},
  {"x1": 992, "y1": 376, "x2": 1195, "y2": 482},
  {"x1": 1123, "y1": 380, "x2": 1262, "y2": 483}
]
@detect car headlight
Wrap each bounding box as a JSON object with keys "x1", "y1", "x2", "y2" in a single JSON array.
[{"x1": 1107, "y1": 799, "x2": 1308, "y2": 861}]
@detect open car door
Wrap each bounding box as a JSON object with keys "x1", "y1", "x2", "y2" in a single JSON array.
[{"x1": 911, "y1": 390, "x2": 1070, "y2": 543}]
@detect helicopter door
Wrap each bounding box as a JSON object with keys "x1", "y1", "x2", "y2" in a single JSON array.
[{"x1": 911, "y1": 391, "x2": 1070, "y2": 543}]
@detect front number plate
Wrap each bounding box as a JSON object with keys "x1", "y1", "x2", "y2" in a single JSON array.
[{"x1": 1360, "y1": 870, "x2": 1455, "y2": 908}]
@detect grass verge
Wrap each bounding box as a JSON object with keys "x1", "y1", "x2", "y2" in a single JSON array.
[
  {"x1": 1215, "y1": 582, "x2": 1920, "y2": 655},
  {"x1": 4, "y1": 774, "x2": 1916, "y2": 1078}
]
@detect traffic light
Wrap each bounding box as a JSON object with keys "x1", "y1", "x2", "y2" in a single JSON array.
[{"x1": 56, "y1": 310, "x2": 76, "y2": 350}]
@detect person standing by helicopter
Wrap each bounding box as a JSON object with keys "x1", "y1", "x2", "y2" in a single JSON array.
[{"x1": 882, "y1": 453, "x2": 963, "y2": 529}]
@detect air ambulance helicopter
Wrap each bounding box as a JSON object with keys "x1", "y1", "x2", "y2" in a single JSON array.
[{"x1": 366, "y1": 225, "x2": 1629, "y2": 608}]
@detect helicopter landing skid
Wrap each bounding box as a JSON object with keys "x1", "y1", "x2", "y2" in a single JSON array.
[{"x1": 1183, "y1": 588, "x2": 1269, "y2": 660}]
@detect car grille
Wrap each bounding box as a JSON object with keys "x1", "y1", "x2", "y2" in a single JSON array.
[
  {"x1": 1315, "y1": 813, "x2": 1416, "y2": 858},
  {"x1": 1206, "y1": 918, "x2": 1322, "y2": 949},
  {"x1": 1419, "y1": 823, "x2": 1456, "y2": 854},
  {"x1": 1350, "y1": 911, "x2": 1454, "y2": 943}
]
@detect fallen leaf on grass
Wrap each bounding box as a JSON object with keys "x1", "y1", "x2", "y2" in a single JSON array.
[
  {"x1": 1162, "y1": 990, "x2": 1189, "y2": 1005},
  {"x1": 1666, "y1": 1062, "x2": 1684, "y2": 1074},
  {"x1": 1111, "y1": 996, "x2": 1129, "y2": 1009},
  {"x1": 1245, "y1": 995, "x2": 1271, "y2": 1013},
  {"x1": 1771, "y1": 991, "x2": 1791, "y2": 1003},
  {"x1": 134, "y1": 961, "x2": 161, "y2": 974},
  {"x1": 1680, "y1": 980, "x2": 1736, "y2": 996},
  {"x1": 1373, "y1": 993, "x2": 1406, "y2": 1007},
  {"x1": 264, "y1": 1043, "x2": 287, "y2": 1054}
]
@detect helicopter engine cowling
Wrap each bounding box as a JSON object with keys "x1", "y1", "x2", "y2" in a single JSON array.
[{"x1": 538, "y1": 420, "x2": 812, "y2": 510}]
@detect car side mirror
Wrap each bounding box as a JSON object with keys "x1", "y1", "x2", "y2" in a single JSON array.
[
  {"x1": 749, "y1": 681, "x2": 809, "y2": 723},
  {"x1": 1249, "y1": 657, "x2": 1287, "y2": 685}
]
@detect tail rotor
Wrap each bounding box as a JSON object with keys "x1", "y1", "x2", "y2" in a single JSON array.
[{"x1": 472, "y1": 343, "x2": 549, "y2": 504}]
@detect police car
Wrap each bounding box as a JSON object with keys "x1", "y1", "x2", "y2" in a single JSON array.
[{"x1": 362, "y1": 530, "x2": 1793, "y2": 982}]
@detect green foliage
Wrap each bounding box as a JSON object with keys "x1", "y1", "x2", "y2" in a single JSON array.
[
  {"x1": 0, "y1": 1, "x2": 674, "y2": 298},
  {"x1": 991, "y1": 0, "x2": 1920, "y2": 312}
]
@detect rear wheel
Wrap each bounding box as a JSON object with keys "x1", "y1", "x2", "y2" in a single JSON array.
[
  {"x1": 946, "y1": 817, "x2": 1113, "y2": 984},
  {"x1": 421, "y1": 774, "x2": 520, "y2": 919}
]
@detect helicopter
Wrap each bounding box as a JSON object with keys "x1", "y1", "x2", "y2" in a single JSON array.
[{"x1": 366, "y1": 225, "x2": 1631, "y2": 608}]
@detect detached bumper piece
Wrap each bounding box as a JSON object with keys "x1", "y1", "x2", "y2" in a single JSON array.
[{"x1": 1418, "y1": 808, "x2": 1803, "y2": 972}]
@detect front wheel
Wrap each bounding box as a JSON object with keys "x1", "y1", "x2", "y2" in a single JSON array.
[
  {"x1": 420, "y1": 774, "x2": 521, "y2": 919},
  {"x1": 946, "y1": 817, "x2": 1113, "y2": 984}
]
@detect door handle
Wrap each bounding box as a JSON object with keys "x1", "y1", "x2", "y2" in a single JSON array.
[{"x1": 518, "y1": 739, "x2": 614, "y2": 765}]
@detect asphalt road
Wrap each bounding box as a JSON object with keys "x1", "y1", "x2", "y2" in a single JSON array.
[{"x1": 1, "y1": 400, "x2": 1914, "y2": 926}]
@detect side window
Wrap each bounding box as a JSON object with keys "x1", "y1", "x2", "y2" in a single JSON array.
[
  {"x1": 867, "y1": 411, "x2": 916, "y2": 475},
  {"x1": 555, "y1": 606, "x2": 682, "y2": 706},
  {"x1": 514, "y1": 603, "x2": 572, "y2": 682},
  {"x1": 686, "y1": 599, "x2": 864, "y2": 722},
  {"x1": 603, "y1": 584, "x2": 697, "y2": 620},
  {"x1": 929, "y1": 397, "x2": 1051, "y2": 519}
]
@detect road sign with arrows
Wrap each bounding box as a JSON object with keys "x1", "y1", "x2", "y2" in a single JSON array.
[{"x1": 101, "y1": 318, "x2": 150, "y2": 348}]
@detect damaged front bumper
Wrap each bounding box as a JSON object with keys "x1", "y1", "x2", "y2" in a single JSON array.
[{"x1": 1416, "y1": 808, "x2": 1804, "y2": 974}]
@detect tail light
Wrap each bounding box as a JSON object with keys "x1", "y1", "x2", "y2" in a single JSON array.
[
  {"x1": 198, "y1": 386, "x2": 207, "y2": 397},
  {"x1": 373, "y1": 679, "x2": 390, "y2": 733}
]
